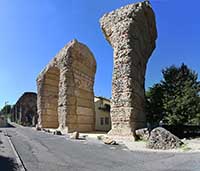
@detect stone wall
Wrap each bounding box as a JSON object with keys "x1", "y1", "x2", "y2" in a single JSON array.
[
  {"x1": 12, "y1": 92, "x2": 37, "y2": 126},
  {"x1": 37, "y1": 39, "x2": 96, "y2": 133},
  {"x1": 100, "y1": 1, "x2": 157, "y2": 138}
]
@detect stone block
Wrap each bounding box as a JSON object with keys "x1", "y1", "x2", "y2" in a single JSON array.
[
  {"x1": 77, "y1": 115, "x2": 94, "y2": 124},
  {"x1": 147, "y1": 127, "x2": 183, "y2": 150},
  {"x1": 42, "y1": 121, "x2": 59, "y2": 128},
  {"x1": 76, "y1": 107, "x2": 94, "y2": 116},
  {"x1": 78, "y1": 124, "x2": 94, "y2": 132},
  {"x1": 76, "y1": 98, "x2": 93, "y2": 108}
]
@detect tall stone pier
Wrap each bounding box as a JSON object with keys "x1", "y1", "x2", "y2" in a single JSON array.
[
  {"x1": 37, "y1": 39, "x2": 96, "y2": 133},
  {"x1": 100, "y1": 1, "x2": 157, "y2": 138}
]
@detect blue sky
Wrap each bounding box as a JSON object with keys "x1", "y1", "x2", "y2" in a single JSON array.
[{"x1": 0, "y1": 0, "x2": 200, "y2": 108}]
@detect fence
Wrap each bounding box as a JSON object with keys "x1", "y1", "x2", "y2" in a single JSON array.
[{"x1": 162, "y1": 125, "x2": 200, "y2": 138}]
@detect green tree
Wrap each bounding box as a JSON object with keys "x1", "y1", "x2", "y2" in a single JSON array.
[
  {"x1": 1, "y1": 104, "x2": 11, "y2": 114},
  {"x1": 146, "y1": 63, "x2": 200, "y2": 125},
  {"x1": 162, "y1": 63, "x2": 200, "y2": 125},
  {"x1": 146, "y1": 83, "x2": 164, "y2": 126}
]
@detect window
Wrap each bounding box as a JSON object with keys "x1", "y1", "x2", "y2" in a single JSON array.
[
  {"x1": 105, "y1": 117, "x2": 109, "y2": 125},
  {"x1": 98, "y1": 103, "x2": 111, "y2": 111},
  {"x1": 100, "y1": 117, "x2": 104, "y2": 125},
  {"x1": 104, "y1": 104, "x2": 110, "y2": 111}
]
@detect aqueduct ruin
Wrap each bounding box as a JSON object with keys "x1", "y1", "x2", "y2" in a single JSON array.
[
  {"x1": 37, "y1": 40, "x2": 96, "y2": 133},
  {"x1": 12, "y1": 92, "x2": 37, "y2": 126},
  {"x1": 100, "y1": 1, "x2": 157, "y2": 138},
  {"x1": 36, "y1": 1, "x2": 157, "y2": 138}
]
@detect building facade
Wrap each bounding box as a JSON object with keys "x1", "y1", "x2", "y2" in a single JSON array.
[{"x1": 95, "y1": 96, "x2": 111, "y2": 132}]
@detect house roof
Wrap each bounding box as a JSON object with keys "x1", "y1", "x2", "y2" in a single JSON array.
[{"x1": 95, "y1": 96, "x2": 110, "y2": 102}]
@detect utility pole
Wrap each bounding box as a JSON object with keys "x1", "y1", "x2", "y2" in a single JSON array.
[{"x1": 5, "y1": 101, "x2": 9, "y2": 114}]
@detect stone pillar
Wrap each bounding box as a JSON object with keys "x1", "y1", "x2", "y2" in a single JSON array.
[
  {"x1": 100, "y1": 1, "x2": 157, "y2": 138},
  {"x1": 37, "y1": 76, "x2": 45, "y2": 128},
  {"x1": 14, "y1": 106, "x2": 17, "y2": 121},
  {"x1": 19, "y1": 104, "x2": 23, "y2": 124},
  {"x1": 57, "y1": 67, "x2": 74, "y2": 131}
]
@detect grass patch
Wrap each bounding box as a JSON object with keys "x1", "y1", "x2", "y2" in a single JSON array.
[
  {"x1": 135, "y1": 139, "x2": 148, "y2": 143},
  {"x1": 180, "y1": 144, "x2": 192, "y2": 151}
]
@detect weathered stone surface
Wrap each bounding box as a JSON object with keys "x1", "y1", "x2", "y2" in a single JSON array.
[
  {"x1": 100, "y1": 1, "x2": 157, "y2": 138},
  {"x1": 102, "y1": 137, "x2": 118, "y2": 145},
  {"x1": 36, "y1": 124, "x2": 41, "y2": 131},
  {"x1": 135, "y1": 128, "x2": 149, "y2": 141},
  {"x1": 70, "y1": 131, "x2": 79, "y2": 139},
  {"x1": 42, "y1": 128, "x2": 51, "y2": 133},
  {"x1": 147, "y1": 127, "x2": 183, "y2": 150},
  {"x1": 11, "y1": 92, "x2": 38, "y2": 126},
  {"x1": 37, "y1": 39, "x2": 96, "y2": 133},
  {"x1": 53, "y1": 130, "x2": 62, "y2": 135}
]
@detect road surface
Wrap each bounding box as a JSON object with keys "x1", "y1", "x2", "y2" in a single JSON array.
[{"x1": 2, "y1": 125, "x2": 200, "y2": 171}]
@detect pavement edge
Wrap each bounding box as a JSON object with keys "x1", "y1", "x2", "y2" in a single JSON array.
[{"x1": 6, "y1": 130, "x2": 26, "y2": 171}]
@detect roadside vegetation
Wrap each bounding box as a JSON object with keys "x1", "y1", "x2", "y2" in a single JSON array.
[
  {"x1": 146, "y1": 63, "x2": 200, "y2": 127},
  {"x1": 0, "y1": 104, "x2": 12, "y2": 121}
]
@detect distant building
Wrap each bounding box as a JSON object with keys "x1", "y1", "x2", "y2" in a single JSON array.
[
  {"x1": 94, "y1": 96, "x2": 111, "y2": 132},
  {"x1": 12, "y1": 92, "x2": 38, "y2": 126}
]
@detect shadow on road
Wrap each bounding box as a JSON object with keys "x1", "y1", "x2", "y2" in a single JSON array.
[
  {"x1": 0, "y1": 123, "x2": 15, "y2": 129},
  {"x1": 6, "y1": 123, "x2": 15, "y2": 128},
  {"x1": 0, "y1": 155, "x2": 19, "y2": 171}
]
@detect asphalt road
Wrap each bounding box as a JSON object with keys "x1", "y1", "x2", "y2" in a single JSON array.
[
  {"x1": 3, "y1": 125, "x2": 200, "y2": 171},
  {"x1": 0, "y1": 128, "x2": 19, "y2": 171}
]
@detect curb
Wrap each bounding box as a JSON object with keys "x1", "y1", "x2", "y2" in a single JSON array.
[
  {"x1": 6, "y1": 130, "x2": 26, "y2": 171},
  {"x1": 9, "y1": 122, "x2": 24, "y2": 128}
]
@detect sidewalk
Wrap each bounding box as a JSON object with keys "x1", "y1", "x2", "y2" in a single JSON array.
[{"x1": 0, "y1": 128, "x2": 20, "y2": 171}]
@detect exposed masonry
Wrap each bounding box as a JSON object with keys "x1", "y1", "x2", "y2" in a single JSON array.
[
  {"x1": 100, "y1": 1, "x2": 157, "y2": 138},
  {"x1": 12, "y1": 92, "x2": 38, "y2": 126},
  {"x1": 37, "y1": 39, "x2": 96, "y2": 133}
]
